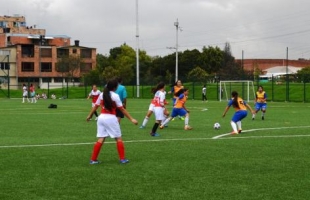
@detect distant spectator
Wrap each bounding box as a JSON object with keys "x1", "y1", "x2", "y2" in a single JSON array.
[
  {"x1": 51, "y1": 93, "x2": 56, "y2": 99},
  {"x1": 42, "y1": 92, "x2": 47, "y2": 99}
]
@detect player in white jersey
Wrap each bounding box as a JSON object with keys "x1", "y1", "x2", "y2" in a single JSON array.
[
  {"x1": 22, "y1": 84, "x2": 30, "y2": 103},
  {"x1": 87, "y1": 84, "x2": 101, "y2": 120},
  {"x1": 86, "y1": 78, "x2": 138, "y2": 165},
  {"x1": 149, "y1": 82, "x2": 167, "y2": 137}
]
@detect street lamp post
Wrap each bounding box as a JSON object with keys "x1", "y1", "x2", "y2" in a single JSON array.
[{"x1": 174, "y1": 19, "x2": 179, "y2": 82}]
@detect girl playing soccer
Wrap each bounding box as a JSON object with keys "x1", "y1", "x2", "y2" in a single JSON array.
[
  {"x1": 87, "y1": 78, "x2": 138, "y2": 164},
  {"x1": 160, "y1": 88, "x2": 192, "y2": 130},
  {"x1": 222, "y1": 91, "x2": 255, "y2": 134}
]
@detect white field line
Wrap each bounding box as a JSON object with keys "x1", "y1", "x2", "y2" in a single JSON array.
[
  {"x1": 212, "y1": 126, "x2": 310, "y2": 139},
  {"x1": 0, "y1": 126, "x2": 310, "y2": 148}
]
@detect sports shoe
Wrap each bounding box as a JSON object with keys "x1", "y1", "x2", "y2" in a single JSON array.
[
  {"x1": 120, "y1": 159, "x2": 129, "y2": 164},
  {"x1": 231, "y1": 131, "x2": 238, "y2": 135},
  {"x1": 139, "y1": 125, "x2": 145, "y2": 129},
  {"x1": 252, "y1": 114, "x2": 255, "y2": 120},
  {"x1": 184, "y1": 125, "x2": 193, "y2": 130},
  {"x1": 238, "y1": 130, "x2": 242, "y2": 134},
  {"x1": 89, "y1": 160, "x2": 100, "y2": 165},
  {"x1": 95, "y1": 117, "x2": 98, "y2": 121},
  {"x1": 150, "y1": 132, "x2": 160, "y2": 137},
  {"x1": 179, "y1": 116, "x2": 185, "y2": 121},
  {"x1": 262, "y1": 116, "x2": 264, "y2": 120},
  {"x1": 159, "y1": 125, "x2": 164, "y2": 129},
  {"x1": 171, "y1": 118, "x2": 175, "y2": 121}
]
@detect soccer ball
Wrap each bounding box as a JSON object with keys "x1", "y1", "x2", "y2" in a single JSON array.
[{"x1": 214, "y1": 122, "x2": 221, "y2": 130}]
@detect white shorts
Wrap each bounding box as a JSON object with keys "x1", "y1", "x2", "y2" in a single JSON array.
[
  {"x1": 96, "y1": 114, "x2": 121, "y2": 138},
  {"x1": 153, "y1": 107, "x2": 165, "y2": 121},
  {"x1": 23, "y1": 91, "x2": 28, "y2": 97},
  {"x1": 92, "y1": 102, "x2": 96, "y2": 108},
  {"x1": 148, "y1": 103, "x2": 154, "y2": 111}
]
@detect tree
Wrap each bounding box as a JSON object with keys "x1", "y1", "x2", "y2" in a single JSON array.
[
  {"x1": 56, "y1": 54, "x2": 85, "y2": 85},
  {"x1": 296, "y1": 66, "x2": 310, "y2": 82},
  {"x1": 200, "y1": 46, "x2": 223, "y2": 74},
  {"x1": 187, "y1": 66, "x2": 209, "y2": 83}
]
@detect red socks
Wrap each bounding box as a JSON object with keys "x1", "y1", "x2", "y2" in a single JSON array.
[
  {"x1": 91, "y1": 142, "x2": 103, "y2": 161},
  {"x1": 116, "y1": 141, "x2": 125, "y2": 160}
]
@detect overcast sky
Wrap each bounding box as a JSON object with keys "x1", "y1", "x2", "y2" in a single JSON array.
[{"x1": 2, "y1": 0, "x2": 310, "y2": 60}]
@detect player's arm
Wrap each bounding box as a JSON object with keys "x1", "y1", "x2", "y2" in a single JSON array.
[
  {"x1": 222, "y1": 100, "x2": 232, "y2": 117},
  {"x1": 222, "y1": 106, "x2": 230, "y2": 117},
  {"x1": 246, "y1": 103, "x2": 255, "y2": 114},
  {"x1": 118, "y1": 107, "x2": 138, "y2": 125}
]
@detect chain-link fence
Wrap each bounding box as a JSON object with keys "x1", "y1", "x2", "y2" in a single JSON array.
[{"x1": 1, "y1": 74, "x2": 310, "y2": 102}]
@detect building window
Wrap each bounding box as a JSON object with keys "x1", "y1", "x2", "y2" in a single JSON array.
[
  {"x1": 21, "y1": 62, "x2": 34, "y2": 72},
  {"x1": 72, "y1": 49, "x2": 77, "y2": 54},
  {"x1": 41, "y1": 62, "x2": 52, "y2": 72},
  {"x1": 22, "y1": 45, "x2": 34, "y2": 58},
  {"x1": 81, "y1": 63, "x2": 92, "y2": 72},
  {"x1": 42, "y1": 78, "x2": 51, "y2": 83},
  {"x1": 18, "y1": 78, "x2": 39, "y2": 83},
  {"x1": 40, "y1": 48, "x2": 52, "y2": 58},
  {"x1": 57, "y1": 49, "x2": 69, "y2": 58},
  {"x1": 81, "y1": 49, "x2": 92, "y2": 58},
  {"x1": 54, "y1": 77, "x2": 64, "y2": 83}
]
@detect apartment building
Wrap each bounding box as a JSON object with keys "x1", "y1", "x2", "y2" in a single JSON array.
[{"x1": 0, "y1": 14, "x2": 96, "y2": 89}]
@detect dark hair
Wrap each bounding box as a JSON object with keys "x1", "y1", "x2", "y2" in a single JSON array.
[
  {"x1": 258, "y1": 85, "x2": 263, "y2": 90},
  {"x1": 151, "y1": 81, "x2": 165, "y2": 94},
  {"x1": 103, "y1": 78, "x2": 119, "y2": 111},
  {"x1": 116, "y1": 77, "x2": 123, "y2": 84},
  {"x1": 175, "y1": 88, "x2": 188, "y2": 97},
  {"x1": 231, "y1": 91, "x2": 239, "y2": 109}
]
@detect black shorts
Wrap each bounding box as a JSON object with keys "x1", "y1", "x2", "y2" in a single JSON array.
[{"x1": 116, "y1": 108, "x2": 124, "y2": 118}]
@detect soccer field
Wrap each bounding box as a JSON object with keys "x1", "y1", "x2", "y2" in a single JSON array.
[{"x1": 1, "y1": 98, "x2": 310, "y2": 200}]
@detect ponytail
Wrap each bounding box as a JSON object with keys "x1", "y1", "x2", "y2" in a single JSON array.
[
  {"x1": 231, "y1": 91, "x2": 240, "y2": 109},
  {"x1": 103, "y1": 78, "x2": 118, "y2": 111}
]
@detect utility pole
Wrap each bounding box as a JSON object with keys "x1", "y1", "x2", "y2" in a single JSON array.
[
  {"x1": 174, "y1": 19, "x2": 179, "y2": 82},
  {"x1": 135, "y1": 0, "x2": 140, "y2": 98}
]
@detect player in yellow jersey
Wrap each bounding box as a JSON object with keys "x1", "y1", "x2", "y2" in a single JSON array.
[
  {"x1": 222, "y1": 91, "x2": 255, "y2": 134},
  {"x1": 169, "y1": 80, "x2": 185, "y2": 121},
  {"x1": 160, "y1": 88, "x2": 192, "y2": 130},
  {"x1": 252, "y1": 86, "x2": 267, "y2": 120}
]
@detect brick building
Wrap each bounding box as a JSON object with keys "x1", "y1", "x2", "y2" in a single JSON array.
[
  {"x1": 236, "y1": 59, "x2": 310, "y2": 74},
  {"x1": 0, "y1": 15, "x2": 96, "y2": 89}
]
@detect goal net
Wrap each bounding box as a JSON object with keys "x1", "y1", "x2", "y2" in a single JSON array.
[{"x1": 219, "y1": 80, "x2": 256, "y2": 102}]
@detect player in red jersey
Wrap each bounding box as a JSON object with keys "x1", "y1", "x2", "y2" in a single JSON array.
[
  {"x1": 87, "y1": 84, "x2": 101, "y2": 120},
  {"x1": 86, "y1": 79, "x2": 138, "y2": 164}
]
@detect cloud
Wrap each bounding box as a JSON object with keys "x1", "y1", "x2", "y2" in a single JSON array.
[{"x1": 1, "y1": 0, "x2": 310, "y2": 59}]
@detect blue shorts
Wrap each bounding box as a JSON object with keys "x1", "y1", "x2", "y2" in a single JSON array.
[
  {"x1": 231, "y1": 110, "x2": 248, "y2": 122},
  {"x1": 171, "y1": 108, "x2": 187, "y2": 118},
  {"x1": 255, "y1": 103, "x2": 267, "y2": 110}
]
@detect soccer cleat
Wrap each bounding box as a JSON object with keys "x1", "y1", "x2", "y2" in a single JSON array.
[
  {"x1": 159, "y1": 125, "x2": 164, "y2": 129},
  {"x1": 139, "y1": 125, "x2": 145, "y2": 129},
  {"x1": 231, "y1": 131, "x2": 238, "y2": 135},
  {"x1": 150, "y1": 132, "x2": 160, "y2": 137},
  {"x1": 184, "y1": 125, "x2": 193, "y2": 130},
  {"x1": 89, "y1": 160, "x2": 100, "y2": 165},
  {"x1": 95, "y1": 117, "x2": 98, "y2": 121},
  {"x1": 120, "y1": 159, "x2": 129, "y2": 164},
  {"x1": 262, "y1": 116, "x2": 264, "y2": 120},
  {"x1": 179, "y1": 116, "x2": 185, "y2": 121},
  {"x1": 238, "y1": 130, "x2": 242, "y2": 134},
  {"x1": 171, "y1": 118, "x2": 175, "y2": 121}
]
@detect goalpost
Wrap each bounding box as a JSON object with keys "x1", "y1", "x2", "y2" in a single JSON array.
[{"x1": 219, "y1": 80, "x2": 256, "y2": 102}]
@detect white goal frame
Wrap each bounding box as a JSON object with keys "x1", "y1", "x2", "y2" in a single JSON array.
[{"x1": 219, "y1": 80, "x2": 256, "y2": 102}]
